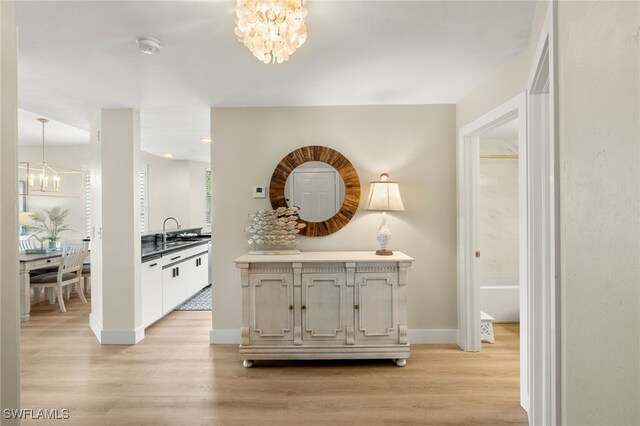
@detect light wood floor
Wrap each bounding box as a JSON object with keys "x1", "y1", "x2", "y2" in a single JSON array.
[{"x1": 21, "y1": 295, "x2": 527, "y2": 425}]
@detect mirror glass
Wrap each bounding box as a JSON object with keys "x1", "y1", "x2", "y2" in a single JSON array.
[
  {"x1": 284, "y1": 161, "x2": 346, "y2": 222},
  {"x1": 270, "y1": 145, "x2": 360, "y2": 237}
]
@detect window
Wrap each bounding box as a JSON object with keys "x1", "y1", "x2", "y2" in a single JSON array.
[
  {"x1": 205, "y1": 168, "x2": 212, "y2": 226},
  {"x1": 81, "y1": 166, "x2": 149, "y2": 237},
  {"x1": 139, "y1": 164, "x2": 148, "y2": 235},
  {"x1": 83, "y1": 170, "x2": 91, "y2": 238}
]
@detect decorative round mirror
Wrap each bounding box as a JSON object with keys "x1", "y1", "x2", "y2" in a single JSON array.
[{"x1": 269, "y1": 146, "x2": 360, "y2": 237}]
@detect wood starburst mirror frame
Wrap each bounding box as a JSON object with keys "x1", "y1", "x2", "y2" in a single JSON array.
[{"x1": 269, "y1": 146, "x2": 360, "y2": 237}]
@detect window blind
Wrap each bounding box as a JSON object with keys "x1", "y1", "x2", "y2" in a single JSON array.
[
  {"x1": 139, "y1": 165, "x2": 148, "y2": 234},
  {"x1": 84, "y1": 170, "x2": 91, "y2": 238},
  {"x1": 205, "y1": 169, "x2": 212, "y2": 225}
]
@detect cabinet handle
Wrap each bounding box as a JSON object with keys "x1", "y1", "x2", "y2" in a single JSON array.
[
  {"x1": 176, "y1": 267, "x2": 180, "y2": 277},
  {"x1": 354, "y1": 304, "x2": 359, "y2": 310},
  {"x1": 149, "y1": 263, "x2": 158, "y2": 267},
  {"x1": 301, "y1": 305, "x2": 306, "y2": 310},
  {"x1": 172, "y1": 268, "x2": 176, "y2": 278},
  {"x1": 289, "y1": 305, "x2": 293, "y2": 310},
  {"x1": 170, "y1": 256, "x2": 181, "y2": 261},
  {"x1": 47, "y1": 260, "x2": 51, "y2": 263}
]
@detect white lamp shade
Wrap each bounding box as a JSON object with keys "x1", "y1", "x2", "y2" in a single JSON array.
[
  {"x1": 19, "y1": 212, "x2": 32, "y2": 226},
  {"x1": 365, "y1": 180, "x2": 405, "y2": 211}
]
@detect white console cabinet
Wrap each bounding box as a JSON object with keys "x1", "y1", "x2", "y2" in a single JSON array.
[{"x1": 234, "y1": 251, "x2": 413, "y2": 367}]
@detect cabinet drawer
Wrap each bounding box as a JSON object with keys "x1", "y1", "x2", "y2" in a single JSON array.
[
  {"x1": 162, "y1": 250, "x2": 186, "y2": 267},
  {"x1": 185, "y1": 244, "x2": 208, "y2": 259}
]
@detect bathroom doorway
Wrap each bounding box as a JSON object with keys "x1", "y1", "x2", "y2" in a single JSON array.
[{"x1": 477, "y1": 118, "x2": 521, "y2": 327}]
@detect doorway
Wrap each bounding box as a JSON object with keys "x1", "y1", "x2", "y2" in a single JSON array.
[{"x1": 457, "y1": 92, "x2": 528, "y2": 410}]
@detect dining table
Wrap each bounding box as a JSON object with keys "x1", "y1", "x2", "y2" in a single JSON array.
[{"x1": 19, "y1": 250, "x2": 64, "y2": 321}]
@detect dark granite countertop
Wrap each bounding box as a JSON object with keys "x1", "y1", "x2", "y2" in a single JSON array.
[{"x1": 141, "y1": 237, "x2": 210, "y2": 262}]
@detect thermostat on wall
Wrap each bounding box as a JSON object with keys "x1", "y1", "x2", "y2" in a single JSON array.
[{"x1": 253, "y1": 186, "x2": 266, "y2": 198}]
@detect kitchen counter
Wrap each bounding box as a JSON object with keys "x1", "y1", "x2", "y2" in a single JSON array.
[{"x1": 141, "y1": 237, "x2": 210, "y2": 262}]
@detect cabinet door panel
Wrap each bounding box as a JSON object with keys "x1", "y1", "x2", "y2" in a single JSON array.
[
  {"x1": 141, "y1": 260, "x2": 162, "y2": 327},
  {"x1": 186, "y1": 254, "x2": 208, "y2": 296},
  {"x1": 302, "y1": 273, "x2": 345, "y2": 340},
  {"x1": 250, "y1": 274, "x2": 293, "y2": 341},
  {"x1": 356, "y1": 273, "x2": 398, "y2": 339},
  {"x1": 162, "y1": 266, "x2": 187, "y2": 314}
]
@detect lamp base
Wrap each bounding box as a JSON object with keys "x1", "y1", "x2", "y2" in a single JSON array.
[{"x1": 375, "y1": 249, "x2": 394, "y2": 256}]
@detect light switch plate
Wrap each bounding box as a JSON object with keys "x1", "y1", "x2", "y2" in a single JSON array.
[{"x1": 253, "y1": 186, "x2": 266, "y2": 198}]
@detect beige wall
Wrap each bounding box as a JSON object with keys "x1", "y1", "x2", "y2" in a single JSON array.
[
  {"x1": 211, "y1": 105, "x2": 457, "y2": 331},
  {"x1": 456, "y1": 1, "x2": 549, "y2": 128},
  {"x1": 18, "y1": 145, "x2": 89, "y2": 241},
  {"x1": 0, "y1": 0, "x2": 20, "y2": 420},
  {"x1": 558, "y1": 2, "x2": 640, "y2": 424}
]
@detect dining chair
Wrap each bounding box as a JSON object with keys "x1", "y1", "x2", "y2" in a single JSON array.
[
  {"x1": 29, "y1": 241, "x2": 89, "y2": 313},
  {"x1": 18, "y1": 235, "x2": 40, "y2": 252},
  {"x1": 81, "y1": 262, "x2": 91, "y2": 294}
]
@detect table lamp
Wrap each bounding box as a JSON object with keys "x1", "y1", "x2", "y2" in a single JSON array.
[{"x1": 365, "y1": 173, "x2": 405, "y2": 255}]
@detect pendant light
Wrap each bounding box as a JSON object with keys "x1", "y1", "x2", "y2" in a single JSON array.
[{"x1": 18, "y1": 118, "x2": 84, "y2": 198}]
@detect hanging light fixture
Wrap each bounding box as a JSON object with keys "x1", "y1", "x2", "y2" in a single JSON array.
[
  {"x1": 234, "y1": 0, "x2": 308, "y2": 64},
  {"x1": 18, "y1": 118, "x2": 84, "y2": 198}
]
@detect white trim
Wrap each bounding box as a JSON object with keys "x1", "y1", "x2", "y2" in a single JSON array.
[
  {"x1": 209, "y1": 329, "x2": 458, "y2": 345},
  {"x1": 90, "y1": 314, "x2": 145, "y2": 345},
  {"x1": 210, "y1": 329, "x2": 241, "y2": 344},
  {"x1": 457, "y1": 91, "x2": 527, "y2": 350},
  {"x1": 456, "y1": 91, "x2": 529, "y2": 412},
  {"x1": 408, "y1": 329, "x2": 457, "y2": 344},
  {"x1": 526, "y1": 5, "x2": 560, "y2": 425}
]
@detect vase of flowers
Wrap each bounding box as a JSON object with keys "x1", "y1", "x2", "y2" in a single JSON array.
[{"x1": 28, "y1": 207, "x2": 72, "y2": 250}]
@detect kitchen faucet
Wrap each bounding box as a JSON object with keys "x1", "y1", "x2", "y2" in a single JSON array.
[{"x1": 162, "y1": 217, "x2": 181, "y2": 244}]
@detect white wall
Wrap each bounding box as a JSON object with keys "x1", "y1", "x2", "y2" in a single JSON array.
[
  {"x1": 17, "y1": 146, "x2": 210, "y2": 239},
  {"x1": 557, "y1": 2, "x2": 640, "y2": 424},
  {"x1": 140, "y1": 152, "x2": 209, "y2": 233},
  {"x1": 478, "y1": 138, "x2": 519, "y2": 322},
  {"x1": 211, "y1": 105, "x2": 457, "y2": 333}
]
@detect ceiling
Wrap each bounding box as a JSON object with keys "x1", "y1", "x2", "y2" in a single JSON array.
[{"x1": 15, "y1": 1, "x2": 536, "y2": 161}]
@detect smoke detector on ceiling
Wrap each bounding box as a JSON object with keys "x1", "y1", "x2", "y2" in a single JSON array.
[{"x1": 136, "y1": 37, "x2": 162, "y2": 55}]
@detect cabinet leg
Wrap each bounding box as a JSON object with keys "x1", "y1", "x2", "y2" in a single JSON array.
[
  {"x1": 395, "y1": 358, "x2": 407, "y2": 367},
  {"x1": 242, "y1": 360, "x2": 254, "y2": 368}
]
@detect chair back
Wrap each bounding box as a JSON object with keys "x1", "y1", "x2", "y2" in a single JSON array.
[
  {"x1": 59, "y1": 241, "x2": 89, "y2": 276},
  {"x1": 19, "y1": 236, "x2": 39, "y2": 253}
]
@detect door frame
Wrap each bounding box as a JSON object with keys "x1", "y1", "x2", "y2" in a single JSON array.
[
  {"x1": 456, "y1": 92, "x2": 528, "y2": 413},
  {"x1": 526, "y1": 6, "x2": 561, "y2": 425}
]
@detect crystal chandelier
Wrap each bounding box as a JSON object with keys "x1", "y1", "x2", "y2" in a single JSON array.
[
  {"x1": 18, "y1": 118, "x2": 84, "y2": 198},
  {"x1": 234, "y1": 0, "x2": 308, "y2": 64}
]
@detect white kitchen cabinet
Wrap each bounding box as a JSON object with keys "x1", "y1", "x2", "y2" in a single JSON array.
[
  {"x1": 141, "y1": 258, "x2": 162, "y2": 327},
  {"x1": 141, "y1": 241, "x2": 210, "y2": 328},
  {"x1": 185, "y1": 250, "x2": 209, "y2": 296},
  {"x1": 234, "y1": 251, "x2": 413, "y2": 367},
  {"x1": 162, "y1": 261, "x2": 187, "y2": 314}
]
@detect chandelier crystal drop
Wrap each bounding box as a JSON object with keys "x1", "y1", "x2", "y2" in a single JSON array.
[{"x1": 234, "y1": 0, "x2": 308, "y2": 64}]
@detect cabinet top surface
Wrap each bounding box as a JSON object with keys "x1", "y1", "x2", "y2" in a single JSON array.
[{"x1": 234, "y1": 251, "x2": 413, "y2": 263}]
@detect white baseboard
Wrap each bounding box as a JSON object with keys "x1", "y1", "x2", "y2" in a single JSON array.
[
  {"x1": 210, "y1": 329, "x2": 241, "y2": 344},
  {"x1": 408, "y1": 329, "x2": 457, "y2": 344},
  {"x1": 209, "y1": 328, "x2": 457, "y2": 345},
  {"x1": 89, "y1": 314, "x2": 145, "y2": 345}
]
